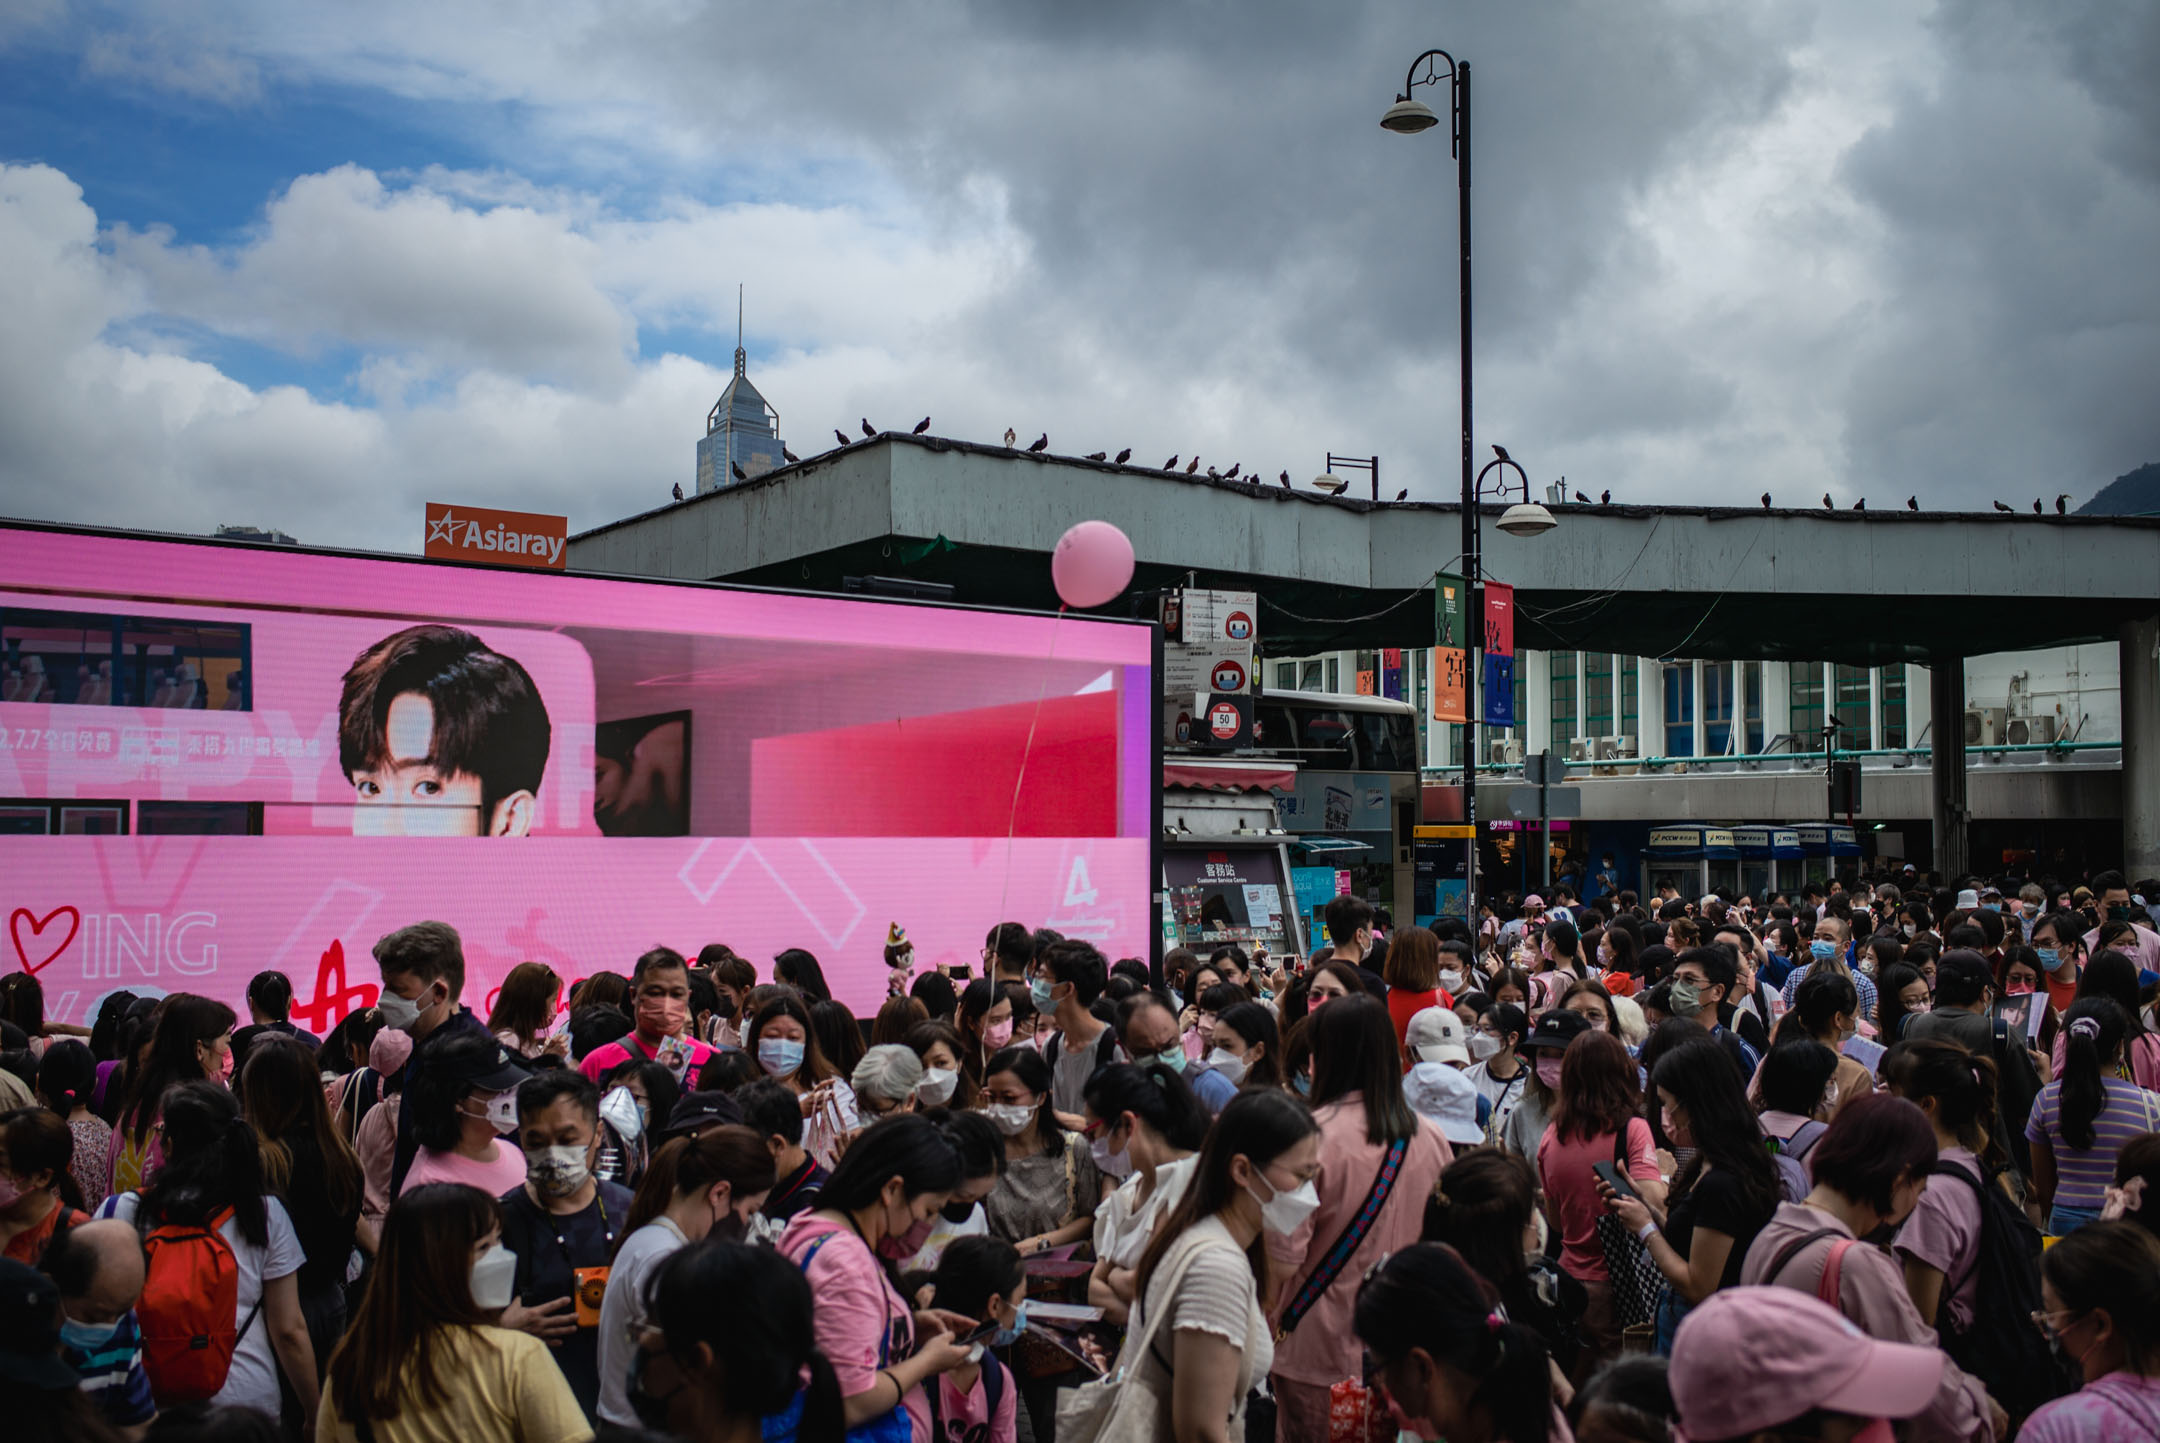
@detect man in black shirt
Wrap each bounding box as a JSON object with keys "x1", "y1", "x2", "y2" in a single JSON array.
[
  {"x1": 228, "y1": 969, "x2": 318, "y2": 1077},
  {"x1": 496, "y1": 1069, "x2": 632, "y2": 1422}
]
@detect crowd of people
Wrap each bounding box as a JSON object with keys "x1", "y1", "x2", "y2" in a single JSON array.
[{"x1": 2, "y1": 863, "x2": 2158, "y2": 1442}]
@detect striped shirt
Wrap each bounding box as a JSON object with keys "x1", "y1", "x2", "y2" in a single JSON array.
[
  {"x1": 2025, "y1": 1077, "x2": 2160, "y2": 1210},
  {"x1": 59, "y1": 1309, "x2": 156, "y2": 1427},
  {"x1": 1780, "y1": 962, "x2": 1878, "y2": 1023}
]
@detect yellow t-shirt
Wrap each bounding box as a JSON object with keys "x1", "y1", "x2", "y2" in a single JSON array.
[{"x1": 316, "y1": 1326, "x2": 593, "y2": 1443}]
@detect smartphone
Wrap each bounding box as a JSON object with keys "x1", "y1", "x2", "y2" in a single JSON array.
[
  {"x1": 948, "y1": 964, "x2": 973, "y2": 981},
  {"x1": 1591, "y1": 1161, "x2": 1638, "y2": 1201}
]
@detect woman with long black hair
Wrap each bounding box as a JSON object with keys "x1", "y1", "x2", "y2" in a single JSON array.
[
  {"x1": 775, "y1": 1113, "x2": 972, "y2": 1439},
  {"x1": 1083, "y1": 1061, "x2": 1209, "y2": 1324},
  {"x1": 976, "y1": 1045, "x2": 1101, "y2": 1257},
  {"x1": 1601, "y1": 1036, "x2": 1779, "y2": 1354},
  {"x1": 105, "y1": 993, "x2": 233, "y2": 1195},
  {"x1": 319, "y1": 1182, "x2": 586, "y2": 1442},
  {"x1": 2027, "y1": 997, "x2": 2160, "y2": 1234},
  {"x1": 1887, "y1": 1038, "x2": 2006, "y2": 1331},
  {"x1": 1354, "y1": 1243, "x2": 1556, "y2": 1443},
  {"x1": 100, "y1": 1080, "x2": 318, "y2": 1420},
  {"x1": 2048, "y1": 949, "x2": 2160, "y2": 1090}
]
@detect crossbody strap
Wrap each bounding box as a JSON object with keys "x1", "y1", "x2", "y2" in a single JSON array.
[
  {"x1": 1817, "y1": 1239, "x2": 1855, "y2": 1307},
  {"x1": 1129, "y1": 1237, "x2": 1232, "y2": 1381},
  {"x1": 1278, "y1": 1135, "x2": 1409, "y2": 1339},
  {"x1": 1760, "y1": 1226, "x2": 1844, "y2": 1287}
]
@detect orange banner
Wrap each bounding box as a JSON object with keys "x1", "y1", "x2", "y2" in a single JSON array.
[
  {"x1": 424, "y1": 502, "x2": 567, "y2": 571},
  {"x1": 1432, "y1": 647, "x2": 1468, "y2": 723}
]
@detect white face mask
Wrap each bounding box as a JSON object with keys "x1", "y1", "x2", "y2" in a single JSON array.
[
  {"x1": 983, "y1": 1102, "x2": 1035, "y2": 1137},
  {"x1": 1437, "y1": 970, "x2": 1465, "y2": 995},
  {"x1": 1090, "y1": 1132, "x2": 1134, "y2": 1179},
  {"x1": 1468, "y1": 1033, "x2": 1503, "y2": 1062},
  {"x1": 464, "y1": 1091, "x2": 518, "y2": 1134},
  {"x1": 599, "y1": 1085, "x2": 645, "y2": 1143},
  {"x1": 916, "y1": 1068, "x2": 960, "y2": 1106},
  {"x1": 1205, "y1": 1048, "x2": 1246, "y2": 1086},
  {"x1": 1248, "y1": 1172, "x2": 1321, "y2": 1236},
  {"x1": 469, "y1": 1242, "x2": 518, "y2": 1309},
  {"x1": 377, "y1": 986, "x2": 430, "y2": 1035}
]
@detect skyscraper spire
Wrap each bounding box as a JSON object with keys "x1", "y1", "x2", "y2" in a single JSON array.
[
  {"x1": 735, "y1": 283, "x2": 746, "y2": 376},
  {"x1": 697, "y1": 283, "x2": 785, "y2": 493}
]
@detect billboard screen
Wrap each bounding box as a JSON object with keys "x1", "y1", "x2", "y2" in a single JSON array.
[{"x1": 0, "y1": 523, "x2": 1155, "y2": 1026}]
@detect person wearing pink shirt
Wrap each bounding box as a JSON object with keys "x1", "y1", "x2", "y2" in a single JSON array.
[
  {"x1": 1742, "y1": 1093, "x2": 2001, "y2": 1441},
  {"x1": 2022, "y1": 1221, "x2": 2160, "y2": 1441},
  {"x1": 397, "y1": 1033, "x2": 532, "y2": 1199},
  {"x1": 1267, "y1": 995, "x2": 1451, "y2": 1440},
  {"x1": 578, "y1": 948, "x2": 718, "y2": 1088}
]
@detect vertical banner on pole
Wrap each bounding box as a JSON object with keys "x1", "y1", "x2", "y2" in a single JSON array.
[
  {"x1": 1381, "y1": 648, "x2": 1403, "y2": 701},
  {"x1": 1434, "y1": 573, "x2": 1469, "y2": 724},
  {"x1": 1481, "y1": 582, "x2": 1515, "y2": 726}
]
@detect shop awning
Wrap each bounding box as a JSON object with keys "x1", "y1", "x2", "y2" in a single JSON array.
[
  {"x1": 1288, "y1": 835, "x2": 1374, "y2": 856},
  {"x1": 1162, "y1": 759, "x2": 1298, "y2": 793},
  {"x1": 1732, "y1": 826, "x2": 1805, "y2": 860},
  {"x1": 1646, "y1": 824, "x2": 1740, "y2": 859},
  {"x1": 1795, "y1": 823, "x2": 1862, "y2": 857}
]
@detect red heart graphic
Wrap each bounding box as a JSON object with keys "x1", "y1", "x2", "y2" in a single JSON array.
[{"x1": 9, "y1": 907, "x2": 81, "y2": 976}]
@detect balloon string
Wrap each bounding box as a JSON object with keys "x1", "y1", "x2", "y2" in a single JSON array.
[{"x1": 997, "y1": 604, "x2": 1063, "y2": 927}]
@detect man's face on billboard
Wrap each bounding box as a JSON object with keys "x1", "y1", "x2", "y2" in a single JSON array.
[{"x1": 349, "y1": 693, "x2": 533, "y2": 836}]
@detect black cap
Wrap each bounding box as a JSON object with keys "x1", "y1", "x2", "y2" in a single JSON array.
[
  {"x1": 0, "y1": 1260, "x2": 80, "y2": 1391},
  {"x1": 1525, "y1": 1008, "x2": 1593, "y2": 1052},
  {"x1": 1935, "y1": 949, "x2": 1992, "y2": 994},
  {"x1": 661, "y1": 1091, "x2": 744, "y2": 1142},
  {"x1": 441, "y1": 1042, "x2": 532, "y2": 1094}
]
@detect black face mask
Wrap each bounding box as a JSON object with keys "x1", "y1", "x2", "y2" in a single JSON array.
[
  {"x1": 628, "y1": 1347, "x2": 688, "y2": 1431},
  {"x1": 941, "y1": 1199, "x2": 976, "y2": 1224}
]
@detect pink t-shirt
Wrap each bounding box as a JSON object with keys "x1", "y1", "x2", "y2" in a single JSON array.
[
  {"x1": 577, "y1": 1031, "x2": 717, "y2": 1085},
  {"x1": 1893, "y1": 1146, "x2": 1984, "y2": 1330},
  {"x1": 399, "y1": 1142, "x2": 528, "y2": 1199},
  {"x1": 778, "y1": 1213, "x2": 917, "y2": 1404},
  {"x1": 2021, "y1": 1372, "x2": 2160, "y2": 1442},
  {"x1": 905, "y1": 1360, "x2": 1019, "y2": 1443},
  {"x1": 1538, "y1": 1117, "x2": 1660, "y2": 1281}
]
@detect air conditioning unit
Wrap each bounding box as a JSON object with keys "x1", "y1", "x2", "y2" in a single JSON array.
[
  {"x1": 2005, "y1": 714, "x2": 2057, "y2": 745},
  {"x1": 1614, "y1": 734, "x2": 1639, "y2": 758},
  {"x1": 1964, "y1": 707, "x2": 2004, "y2": 746},
  {"x1": 1594, "y1": 736, "x2": 1624, "y2": 761},
  {"x1": 1488, "y1": 737, "x2": 1524, "y2": 766},
  {"x1": 1567, "y1": 738, "x2": 1594, "y2": 763}
]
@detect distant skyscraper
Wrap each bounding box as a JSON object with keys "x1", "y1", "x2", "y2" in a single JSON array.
[
  {"x1": 213, "y1": 524, "x2": 299, "y2": 545},
  {"x1": 695, "y1": 291, "x2": 786, "y2": 494}
]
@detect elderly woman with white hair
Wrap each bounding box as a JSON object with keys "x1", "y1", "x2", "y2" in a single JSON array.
[{"x1": 850, "y1": 1043, "x2": 926, "y2": 1122}]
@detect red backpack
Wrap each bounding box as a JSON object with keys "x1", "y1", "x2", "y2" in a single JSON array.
[{"x1": 136, "y1": 1206, "x2": 260, "y2": 1404}]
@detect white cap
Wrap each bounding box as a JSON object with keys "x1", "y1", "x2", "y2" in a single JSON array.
[
  {"x1": 1403, "y1": 1061, "x2": 1485, "y2": 1144},
  {"x1": 1406, "y1": 1005, "x2": 1471, "y2": 1067},
  {"x1": 1955, "y1": 888, "x2": 1980, "y2": 910}
]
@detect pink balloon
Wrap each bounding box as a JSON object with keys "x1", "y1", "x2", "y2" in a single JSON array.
[{"x1": 1051, "y1": 520, "x2": 1135, "y2": 609}]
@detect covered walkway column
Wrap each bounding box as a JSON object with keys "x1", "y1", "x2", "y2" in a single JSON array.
[
  {"x1": 1931, "y1": 659, "x2": 1969, "y2": 881},
  {"x1": 2125, "y1": 613, "x2": 2160, "y2": 877}
]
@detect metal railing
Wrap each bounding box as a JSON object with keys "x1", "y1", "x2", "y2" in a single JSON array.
[{"x1": 1421, "y1": 739, "x2": 2121, "y2": 778}]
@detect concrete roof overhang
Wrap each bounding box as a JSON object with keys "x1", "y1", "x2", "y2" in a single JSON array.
[{"x1": 569, "y1": 435, "x2": 2160, "y2": 664}]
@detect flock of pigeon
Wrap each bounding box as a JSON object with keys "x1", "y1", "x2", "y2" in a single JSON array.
[{"x1": 664, "y1": 423, "x2": 2075, "y2": 517}]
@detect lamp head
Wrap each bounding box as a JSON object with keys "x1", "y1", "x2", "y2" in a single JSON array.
[
  {"x1": 1312, "y1": 474, "x2": 1349, "y2": 495},
  {"x1": 1381, "y1": 97, "x2": 1441, "y2": 134},
  {"x1": 1496, "y1": 502, "x2": 1558, "y2": 538}
]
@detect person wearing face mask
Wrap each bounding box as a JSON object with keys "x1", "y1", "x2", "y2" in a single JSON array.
[
  {"x1": 1265, "y1": 995, "x2": 1453, "y2": 1439},
  {"x1": 1029, "y1": 940, "x2": 1119, "y2": 1131},
  {"x1": 2083, "y1": 870, "x2": 2160, "y2": 972},
  {"x1": 1115, "y1": 993, "x2": 1235, "y2": 1115},
  {"x1": 487, "y1": 1071, "x2": 632, "y2": 1423},
  {"x1": 374, "y1": 921, "x2": 495, "y2": 1198},
  {"x1": 906, "y1": 1236, "x2": 1024, "y2": 1442},
  {"x1": 1207, "y1": 1001, "x2": 1282, "y2": 1092},
  {"x1": 953, "y1": 979, "x2": 1014, "y2": 1093},
  {"x1": 2020, "y1": 1221, "x2": 2160, "y2": 1441},
  {"x1": 892, "y1": 1110, "x2": 1007, "y2": 1272},
  {"x1": 43, "y1": 1219, "x2": 157, "y2": 1435},
  {"x1": 1501, "y1": 1007, "x2": 1591, "y2": 1159},
  {"x1": 1780, "y1": 917, "x2": 1879, "y2": 1025},
  {"x1": 1665, "y1": 1286, "x2": 1945, "y2": 1443},
  {"x1": 1465, "y1": 1001, "x2": 1530, "y2": 1142},
  {"x1": 974, "y1": 1046, "x2": 1101, "y2": 1260},
  {"x1": 905, "y1": 1021, "x2": 978, "y2": 1112},
  {"x1": 397, "y1": 1033, "x2": 532, "y2": 1199},
  {"x1": 577, "y1": 948, "x2": 717, "y2": 1089},
  {"x1": 2046, "y1": 949, "x2": 2160, "y2": 1090},
  {"x1": 850, "y1": 1045, "x2": 925, "y2": 1135},
  {"x1": 320, "y1": 1182, "x2": 591, "y2": 1443},
  {"x1": 777, "y1": 1114, "x2": 976, "y2": 1439},
  {"x1": 0, "y1": 1106, "x2": 88, "y2": 1267},
  {"x1": 104, "y1": 993, "x2": 235, "y2": 1198},
  {"x1": 1081, "y1": 1062, "x2": 1208, "y2": 1324},
  {"x1": 596, "y1": 1127, "x2": 775, "y2": 1428},
  {"x1": 746, "y1": 995, "x2": 859, "y2": 1171},
  {"x1": 1353, "y1": 1243, "x2": 1559, "y2": 1443},
  {"x1": 1088, "y1": 1089, "x2": 1320, "y2": 1442},
  {"x1": 1740, "y1": 1094, "x2": 2002, "y2": 1441}
]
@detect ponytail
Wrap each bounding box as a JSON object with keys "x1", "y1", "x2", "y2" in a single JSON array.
[
  {"x1": 800, "y1": 1348, "x2": 845, "y2": 1441},
  {"x1": 1887, "y1": 1038, "x2": 2003, "y2": 1173},
  {"x1": 2060, "y1": 998, "x2": 2128, "y2": 1151}
]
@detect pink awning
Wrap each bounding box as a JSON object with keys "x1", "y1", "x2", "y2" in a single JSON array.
[{"x1": 1162, "y1": 760, "x2": 1297, "y2": 793}]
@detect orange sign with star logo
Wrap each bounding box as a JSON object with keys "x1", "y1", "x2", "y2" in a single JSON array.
[{"x1": 423, "y1": 502, "x2": 568, "y2": 570}]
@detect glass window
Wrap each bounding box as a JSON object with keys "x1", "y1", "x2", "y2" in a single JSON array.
[
  {"x1": 1791, "y1": 664, "x2": 1826, "y2": 750},
  {"x1": 1585, "y1": 653, "x2": 1614, "y2": 735},
  {"x1": 1744, "y1": 661, "x2": 1765, "y2": 754},
  {"x1": 1325, "y1": 657, "x2": 1339, "y2": 693},
  {"x1": 1881, "y1": 666, "x2": 1907, "y2": 748},
  {"x1": 1833, "y1": 664, "x2": 1871, "y2": 746},
  {"x1": 1619, "y1": 660, "x2": 1639, "y2": 741},
  {"x1": 1275, "y1": 662, "x2": 1298, "y2": 691},
  {"x1": 1662, "y1": 662, "x2": 1695, "y2": 757},
  {"x1": 1550, "y1": 652, "x2": 1577, "y2": 754},
  {"x1": 1703, "y1": 661, "x2": 1734, "y2": 756}
]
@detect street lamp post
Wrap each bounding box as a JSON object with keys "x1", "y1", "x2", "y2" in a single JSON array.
[{"x1": 1384, "y1": 48, "x2": 1554, "y2": 927}]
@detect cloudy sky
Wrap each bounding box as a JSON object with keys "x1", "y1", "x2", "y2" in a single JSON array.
[{"x1": 2, "y1": 1, "x2": 2155, "y2": 550}]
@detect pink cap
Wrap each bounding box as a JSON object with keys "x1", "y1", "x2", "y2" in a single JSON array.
[
  {"x1": 1669, "y1": 1289, "x2": 1943, "y2": 1440},
  {"x1": 1523, "y1": 894, "x2": 1545, "y2": 909},
  {"x1": 369, "y1": 1024, "x2": 414, "y2": 1075}
]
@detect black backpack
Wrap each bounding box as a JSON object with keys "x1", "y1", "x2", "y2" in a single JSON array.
[{"x1": 1927, "y1": 1159, "x2": 2072, "y2": 1425}]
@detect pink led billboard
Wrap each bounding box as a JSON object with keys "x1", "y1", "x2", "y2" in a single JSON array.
[{"x1": 0, "y1": 523, "x2": 1155, "y2": 1026}]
